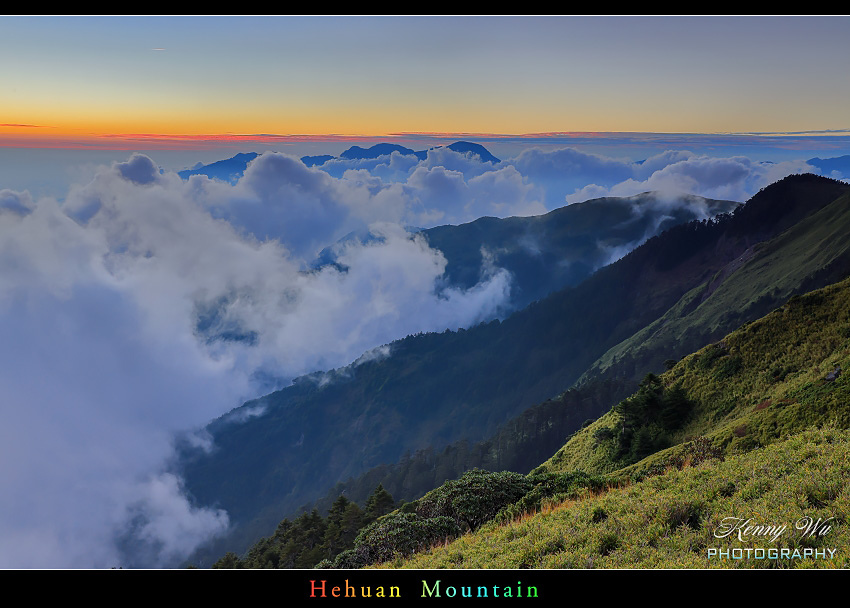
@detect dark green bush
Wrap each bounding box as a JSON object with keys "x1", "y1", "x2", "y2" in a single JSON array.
[
  {"x1": 598, "y1": 533, "x2": 620, "y2": 556},
  {"x1": 667, "y1": 501, "x2": 704, "y2": 530},
  {"x1": 695, "y1": 343, "x2": 727, "y2": 370},
  {"x1": 593, "y1": 427, "x2": 615, "y2": 443},
  {"x1": 322, "y1": 548, "x2": 367, "y2": 569},
  {"x1": 494, "y1": 471, "x2": 607, "y2": 523},
  {"x1": 715, "y1": 355, "x2": 744, "y2": 379},
  {"x1": 415, "y1": 469, "x2": 533, "y2": 530},
  {"x1": 211, "y1": 551, "x2": 243, "y2": 569},
  {"x1": 667, "y1": 436, "x2": 724, "y2": 469},
  {"x1": 613, "y1": 375, "x2": 695, "y2": 463},
  {"x1": 659, "y1": 384, "x2": 694, "y2": 431},
  {"x1": 591, "y1": 506, "x2": 608, "y2": 523},
  {"x1": 717, "y1": 481, "x2": 737, "y2": 498},
  {"x1": 352, "y1": 513, "x2": 461, "y2": 565}
]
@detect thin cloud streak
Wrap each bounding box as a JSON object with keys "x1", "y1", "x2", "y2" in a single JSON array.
[{"x1": 4, "y1": 130, "x2": 850, "y2": 153}]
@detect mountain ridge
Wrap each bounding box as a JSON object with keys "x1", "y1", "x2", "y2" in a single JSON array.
[
  {"x1": 180, "y1": 173, "x2": 850, "y2": 565},
  {"x1": 314, "y1": 191, "x2": 740, "y2": 313},
  {"x1": 177, "y1": 141, "x2": 501, "y2": 184}
]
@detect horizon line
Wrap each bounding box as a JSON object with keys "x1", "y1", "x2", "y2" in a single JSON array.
[{"x1": 1, "y1": 129, "x2": 850, "y2": 151}]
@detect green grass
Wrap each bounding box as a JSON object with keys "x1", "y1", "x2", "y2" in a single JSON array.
[
  {"x1": 385, "y1": 427, "x2": 850, "y2": 569},
  {"x1": 542, "y1": 274, "x2": 850, "y2": 477}
]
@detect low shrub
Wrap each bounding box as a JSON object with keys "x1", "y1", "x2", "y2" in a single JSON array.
[
  {"x1": 352, "y1": 513, "x2": 461, "y2": 566},
  {"x1": 494, "y1": 471, "x2": 607, "y2": 523},
  {"x1": 415, "y1": 469, "x2": 533, "y2": 530}
]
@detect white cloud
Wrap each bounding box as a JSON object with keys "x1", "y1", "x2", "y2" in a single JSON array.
[
  {"x1": 565, "y1": 155, "x2": 816, "y2": 204},
  {"x1": 508, "y1": 146, "x2": 635, "y2": 206},
  {"x1": 416, "y1": 146, "x2": 500, "y2": 179},
  {"x1": 120, "y1": 473, "x2": 229, "y2": 568},
  {"x1": 466, "y1": 166, "x2": 547, "y2": 219},
  {"x1": 632, "y1": 150, "x2": 696, "y2": 179},
  {"x1": 0, "y1": 154, "x2": 516, "y2": 567},
  {"x1": 318, "y1": 150, "x2": 420, "y2": 181}
]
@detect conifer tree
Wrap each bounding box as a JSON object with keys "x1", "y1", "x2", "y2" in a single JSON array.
[{"x1": 364, "y1": 484, "x2": 395, "y2": 521}]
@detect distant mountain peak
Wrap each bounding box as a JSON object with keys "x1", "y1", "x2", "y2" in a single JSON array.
[
  {"x1": 445, "y1": 141, "x2": 500, "y2": 163},
  {"x1": 178, "y1": 141, "x2": 502, "y2": 181},
  {"x1": 339, "y1": 143, "x2": 416, "y2": 160},
  {"x1": 338, "y1": 141, "x2": 500, "y2": 163},
  {"x1": 177, "y1": 152, "x2": 259, "y2": 184},
  {"x1": 807, "y1": 154, "x2": 850, "y2": 178}
]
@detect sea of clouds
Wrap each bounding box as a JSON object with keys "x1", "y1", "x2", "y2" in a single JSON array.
[{"x1": 0, "y1": 144, "x2": 821, "y2": 567}]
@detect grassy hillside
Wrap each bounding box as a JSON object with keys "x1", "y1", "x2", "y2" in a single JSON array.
[
  {"x1": 383, "y1": 274, "x2": 850, "y2": 568},
  {"x1": 544, "y1": 274, "x2": 850, "y2": 477},
  {"x1": 580, "y1": 186, "x2": 850, "y2": 387},
  {"x1": 392, "y1": 427, "x2": 850, "y2": 569}
]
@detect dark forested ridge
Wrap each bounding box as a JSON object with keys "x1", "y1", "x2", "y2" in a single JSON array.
[
  {"x1": 313, "y1": 191, "x2": 740, "y2": 314},
  {"x1": 181, "y1": 173, "x2": 850, "y2": 566},
  {"x1": 421, "y1": 192, "x2": 738, "y2": 311}
]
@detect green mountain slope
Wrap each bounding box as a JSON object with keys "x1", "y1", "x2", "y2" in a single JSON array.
[
  {"x1": 580, "y1": 186, "x2": 850, "y2": 386},
  {"x1": 543, "y1": 273, "x2": 850, "y2": 477},
  {"x1": 395, "y1": 428, "x2": 850, "y2": 569},
  {"x1": 181, "y1": 174, "x2": 850, "y2": 565},
  {"x1": 303, "y1": 180, "x2": 850, "y2": 529},
  {"x1": 389, "y1": 274, "x2": 850, "y2": 569}
]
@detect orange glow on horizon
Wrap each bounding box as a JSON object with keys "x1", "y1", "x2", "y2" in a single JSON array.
[
  {"x1": 0, "y1": 130, "x2": 430, "y2": 150},
  {"x1": 3, "y1": 127, "x2": 850, "y2": 151},
  {"x1": 0, "y1": 130, "x2": 663, "y2": 151}
]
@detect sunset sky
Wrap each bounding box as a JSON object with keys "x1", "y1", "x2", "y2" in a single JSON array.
[{"x1": 3, "y1": 15, "x2": 850, "y2": 149}]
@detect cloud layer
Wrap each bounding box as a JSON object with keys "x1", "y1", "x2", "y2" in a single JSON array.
[
  {"x1": 303, "y1": 144, "x2": 823, "y2": 212},
  {"x1": 0, "y1": 143, "x2": 826, "y2": 568},
  {"x1": 0, "y1": 153, "x2": 515, "y2": 567}
]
